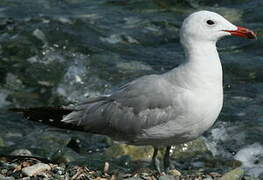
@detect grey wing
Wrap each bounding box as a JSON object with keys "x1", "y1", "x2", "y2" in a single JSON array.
[{"x1": 62, "y1": 74, "x2": 180, "y2": 140}]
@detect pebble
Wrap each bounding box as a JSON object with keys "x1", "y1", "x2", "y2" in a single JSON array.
[
  {"x1": 0, "y1": 174, "x2": 15, "y2": 180},
  {"x1": 22, "y1": 163, "x2": 51, "y2": 177},
  {"x1": 32, "y1": 29, "x2": 47, "y2": 43},
  {"x1": 209, "y1": 172, "x2": 222, "y2": 177},
  {"x1": 203, "y1": 176, "x2": 213, "y2": 180},
  {"x1": 168, "y1": 169, "x2": 181, "y2": 176},
  {"x1": 53, "y1": 166, "x2": 64, "y2": 175},
  {"x1": 125, "y1": 177, "x2": 143, "y2": 180},
  {"x1": 159, "y1": 175, "x2": 180, "y2": 180},
  {"x1": 219, "y1": 168, "x2": 244, "y2": 180},
  {"x1": 10, "y1": 149, "x2": 32, "y2": 156},
  {"x1": 191, "y1": 161, "x2": 205, "y2": 168},
  {"x1": 1, "y1": 168, "x2": 8, "y2": 174}
]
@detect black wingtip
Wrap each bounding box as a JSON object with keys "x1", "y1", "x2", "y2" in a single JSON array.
[{"x1": 10, "y1": 107, "x2": 84, "y2": 131}]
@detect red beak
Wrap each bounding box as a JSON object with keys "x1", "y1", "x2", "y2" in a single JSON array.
[{"x1": 223, "y1": 26, "x2": 257, "y2": 39}]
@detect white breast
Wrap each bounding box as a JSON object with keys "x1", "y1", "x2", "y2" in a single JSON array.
[{"x1": 135, "y1": 85, "x2": 223, "y2": 146}]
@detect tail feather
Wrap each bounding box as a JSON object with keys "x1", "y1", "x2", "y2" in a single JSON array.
[{"x1": 10, "y1": 107, "x2": 85, "y2": 131}]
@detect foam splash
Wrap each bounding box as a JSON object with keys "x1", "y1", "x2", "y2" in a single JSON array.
[{"x1": 235, "y1": 143, "x2": 263, "y2": 177}]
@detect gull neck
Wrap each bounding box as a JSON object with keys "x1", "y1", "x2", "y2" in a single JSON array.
[{"x1": 165, "y1": 40, "x2": 223, "y2": 90}]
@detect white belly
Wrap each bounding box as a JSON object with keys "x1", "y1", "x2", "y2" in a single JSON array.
[{"x1": 134, "y1": 88, "x2": 223, "y2": 146}]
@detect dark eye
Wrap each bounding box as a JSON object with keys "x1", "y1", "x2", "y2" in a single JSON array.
[{"x1": 206, "y1": 20, "x2": 215, "y2": 25}]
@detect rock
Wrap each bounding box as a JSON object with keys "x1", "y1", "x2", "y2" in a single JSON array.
[
  {"x1": 10, "y1": 149, "x2": 32, "y2": 156},
  {"x1": 0, "y1": 90, "x2": 10, "y2": 108},
  {"x1": 51, "y1": 148, "x2": 79, "y2": 164},
  {"x1": 203, "y1": 176, "x2": 213, "y2": 180},
  {"x1": 209, "y1": 172, "x2": 222, "y2": 178},
  {"x1": 159, "y1": 175, "x2": 179, "y2": 180},
  {"x1": 22, "y1": 163, "x2": 51, "y2": 177},
  {"x1": 0, "y1": 161, "x2": 18, "y2": 169},
  {"x1": 52, "y1": 166, "x2": 65, "y2": 175},
  {"x1": 191, "y1": 161, "x2": 205, "y2": 168},
  {"x1": 170, "y1": 138, "x2": 209, "y2": 159},
  {"x1": 1, "y1": 168, "x2": 8, "y2": 174},
  {"x1": 32, "y1": 29, "x2": 47, "y2": 44},
  {"x1": 219, "y1": 168, "x2": 245, "y2": 180},
  {"x1": 0, "y1": 174, "x2": 15, "y2": 180},
  {"x1": 168, "y1": 169, "x2": 181, "y2": 176},
  {"x1": 106, "y1": 144, "x2": 153, "y2": 161},
  {"x1": 124, "y1": 177, "x2": 143, "y2": 180},
  {"x1": 100, "y1": 34, "x2": 139, "y2": 44},
  {"x1": 242, "y1": 176, "x2": 258, "y2": 180}
]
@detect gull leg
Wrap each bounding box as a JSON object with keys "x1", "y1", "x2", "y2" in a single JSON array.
[
  {"x1": 164, "y1": 146, "x2": 172, "y2": 173},
  {"x1": 151, "y1": 147, "x2": 161, "y2": 173}
]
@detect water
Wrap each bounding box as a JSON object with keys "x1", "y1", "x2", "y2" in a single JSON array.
[{"x1": 0, "y1": 0, "x2": 262, "y2": 177}]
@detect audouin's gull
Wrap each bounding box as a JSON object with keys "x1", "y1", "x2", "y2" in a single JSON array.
[{"x1": 15, "y1": 11, "x2": 256, "y2": 172}]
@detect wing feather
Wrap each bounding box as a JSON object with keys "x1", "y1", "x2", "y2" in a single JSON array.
[{"x1": 62, "y1": 74, "x2": 182, "y2": 140}]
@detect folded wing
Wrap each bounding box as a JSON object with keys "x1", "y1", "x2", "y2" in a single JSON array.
[{"x1": 62, "y1": 74, "x2": 183, "y2": 142}]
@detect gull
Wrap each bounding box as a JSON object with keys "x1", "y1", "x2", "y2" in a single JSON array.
[{"x1": 14, "y1": 10, "x2": 256, "y2": 172}]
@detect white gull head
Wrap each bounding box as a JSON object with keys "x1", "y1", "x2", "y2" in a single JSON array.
[{"x1": 180, "y1": 11, "x2": 256, "y2": 47}]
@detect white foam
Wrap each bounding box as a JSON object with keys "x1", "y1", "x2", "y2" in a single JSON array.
[
  {"x1": 56, "y1": 55, "x2": 112, "y2": 102},
  {"x1": 235, "y1": 143, "x2": 263, "y2": 177},
  {"x1": 0, "y1": 90, "x2": 10, "y2": 108},
  {"x1": 211, "y1": 127, "x2": 228, "y2": 141}
]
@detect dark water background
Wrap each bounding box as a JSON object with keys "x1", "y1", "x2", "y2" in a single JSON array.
[{"x1": 0, "y1": 0, "x2": 262, "y2": 177}]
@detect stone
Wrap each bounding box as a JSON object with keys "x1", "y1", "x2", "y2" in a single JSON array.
[
  {"x1": 219, "y1": 168, "x2": 245, "y2": 180},
  {"x1": 22, "y1": 163, "x2": 51, "y2": 177},
  {"x1": 32, "y1": 29, "x2": 47, "y2": 44},
  {"x1": 51, "y1": 148, "x2": 79, "y2": 164},
  {"x1": 106, "y1": 144, "x2": 153, "y2": 161},
  {"x1": 0, "y1": 174, "x2": 15, "y2": 180},
  {"x1": 10, "y1": 149, "x2": 32, "y2": 156},
  {"x1": 169, "y1": 138, "x2": 209, "y2": 159},
  {"x1": 203, "y1": 176, "x2": 213, "y2": 180},
  {"x1": 168, "y1": 169, "x2": 181, "y2": 176},
  {"x1": 159, "y1": 175, "x2": 179, "y2": 180},
  {"x1": 124, "y1": 177, "x2": 143, "y2": 180}
]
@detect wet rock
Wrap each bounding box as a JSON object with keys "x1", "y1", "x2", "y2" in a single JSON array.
[
  {"x1": 4, "y1": 132, "x2": 23, "y2": 138},
  {"x1": 170, "y1": 138, "x2": 209, "y2": 159},
  {"x1": 10, "y1": 149, "x2": 32, "y2": 156},
  {"x1": 0, "y1": 90, "x2": 10, "y2": 108},
  {"x1": 106, "y1": 144, "x2": 153, "y2": 161},
  {"x1": 159, "y1": 175, "x2": 178, "y2": 180},
  {"x1": 203, "y1": 177, "x2": 213, "y2": 180},
  {"x1": 0, "y1": 18, "x2": 15, "y2": 31},
  {"x1": 21, "y1": 163, "x2": 51, "y2": 177},
  {"x1": 32, "y1": 29, "x2": 47, "y2": 45},
  {"x1": 52, "y1": 166, "x2": 65, "y2": 175},
  {"x1": 100, "y1": 34, "x2": 139, "y2": 44},
  {"x1": 116, "y1": 61, "x2": 153, "y2": 72},
  {"x1": 125, "y1": 177, "x2": 143, "y2": 180},
  {"x1": 1, "y1": 168, "x2": 8, "y2": 174},
  {"x1": 69, "y1": 152, "x2": 132, "y2": 173},
  {"x1": 56, "y1": 17, "x2": 74, "y2": 24},
  {"x1": 168, "y1": 169, "x2": 181, "y2": 176},
  {"x1": 242, "y1": 176, "x2": 258, "y2": 180},
  {"x1": 0, "y1": 174, "x2": 15, "y2": 180},
  {"x1": 219, "y1": 168, "x2": 244, "y2": 180},
  {"x1": 51, "y1": 148, "x2": 79, "y2": 164},
  {"x1": 0, "y1": 161, "x2": 18, "y2": 169},
  {"x1": 114, "y1": 155, "x2": 132, "y2": 169},
  {"x1": 191, "y1": 161, "x2": 205, "y2": 168},
  {"x1": 209, "y1": 172, "x2": 222, "y2": 178},
  {"x1": 67, "y1": 137, "x2": 82, "y2": 153}
]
